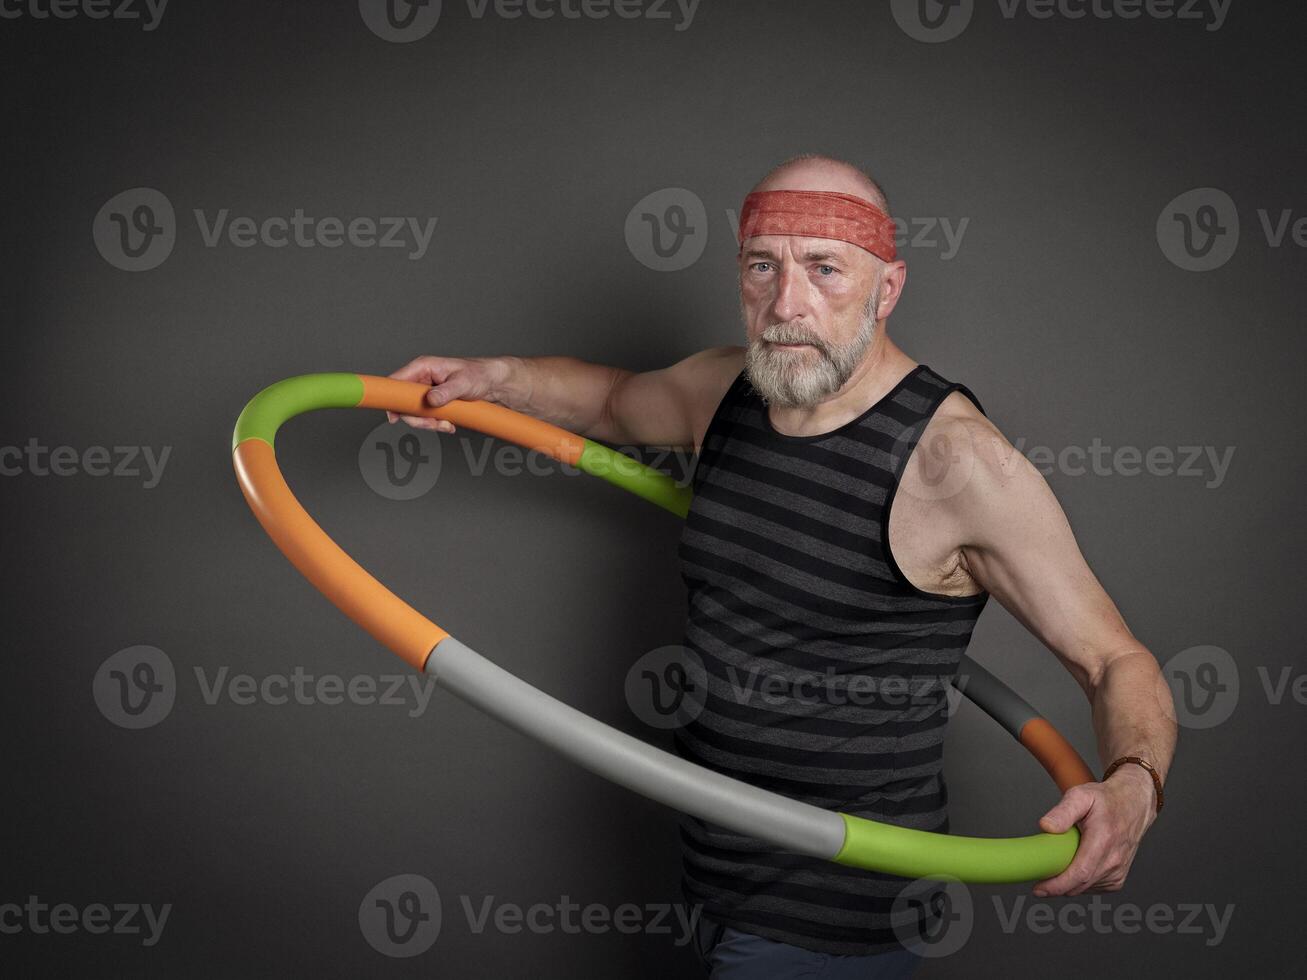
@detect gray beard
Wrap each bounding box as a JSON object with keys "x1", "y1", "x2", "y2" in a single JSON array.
[{"x1": 743, "y1": 292, "x2": 879, "y2": 409}]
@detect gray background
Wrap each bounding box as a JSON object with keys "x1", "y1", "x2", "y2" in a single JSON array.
[{"x1": 2, "y1": 0, "x2": 1303, "y2": 975}]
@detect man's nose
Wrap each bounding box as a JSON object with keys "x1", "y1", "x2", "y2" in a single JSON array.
[{"x1": 770, "y1": 263, "x2": 811, "y2": 322}]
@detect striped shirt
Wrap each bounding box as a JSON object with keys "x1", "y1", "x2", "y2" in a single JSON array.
[{"x1": 673, "y1": 362, "x2": 990, "y2": 956}]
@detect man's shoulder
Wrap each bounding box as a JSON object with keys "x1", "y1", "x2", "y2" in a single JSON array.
[
  {"x1": 679, "y1": 345, "x2": 746, "y2": 450},
  {"x1": 693, "y1": 344, "x2": 747, "y2": 381},
  {"x1": 907, "y1": 388, "x2": 1036, "y2": 511}
]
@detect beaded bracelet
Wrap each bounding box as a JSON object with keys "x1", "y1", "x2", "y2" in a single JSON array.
[{"x1": 1103, "y1": 756, "x2": 1165, "y2": 813}]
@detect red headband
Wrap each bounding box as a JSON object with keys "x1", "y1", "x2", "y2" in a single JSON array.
[{"x1": 737, "y1": 189, "x2": 898, "y2": 262}]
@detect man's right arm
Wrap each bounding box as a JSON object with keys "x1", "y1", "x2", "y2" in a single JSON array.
[{"x1": 387, "y1": 346, "x2": 744, "y2": 453}]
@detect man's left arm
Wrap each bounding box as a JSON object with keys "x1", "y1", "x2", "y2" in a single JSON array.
[{"x1": 933, "y1": 414, "x2": 1178, "y2": 898}]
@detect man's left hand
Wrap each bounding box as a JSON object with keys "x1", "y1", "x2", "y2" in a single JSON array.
[{"x1": 1031, "y1": 766, "x2": 1158, "y2": 897}]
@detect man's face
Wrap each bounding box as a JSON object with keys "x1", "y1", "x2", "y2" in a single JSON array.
[{"x1": 739, "y1": 235, "x2": 882, "y2": 409}]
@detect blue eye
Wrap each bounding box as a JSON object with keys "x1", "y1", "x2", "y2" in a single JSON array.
[
  {"x1": 818, "y1": 265, "x2": 835, "y2": 276},
  {"x1": 752, "y1": 262, "x2": 772, "y2": 273}
]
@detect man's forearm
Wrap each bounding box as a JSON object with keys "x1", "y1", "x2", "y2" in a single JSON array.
[
  {"x1": 492, "y1": 355, "x2": 632, "y2": 440},
  {"x1": 1089, "y1": 649, "x2": 1178, "y2": 822}
]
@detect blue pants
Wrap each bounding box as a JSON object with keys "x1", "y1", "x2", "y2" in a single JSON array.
[{"x1": 693, "y1": 916, "x2": 924, "y2": 979}]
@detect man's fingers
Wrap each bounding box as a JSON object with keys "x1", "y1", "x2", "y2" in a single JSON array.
[
  {"x1": 1038, "y1": 785, "x2": 1095, "y2": 835},
  {"x1": 425, "y1": 374, "x2": 470, "y2": 408},
  {"x1": 396, "y1": 414, "x2": 455, "y2": 433},
  {"x1": 389, "y1": 355, "x2": 453, "y2": 385},
  {"x1": 1033, "y1": 798, "x2": 1110, "y2": 897},
  {"x1": 1033, "y1": 833, "x2": 1110, "y2": 897}
]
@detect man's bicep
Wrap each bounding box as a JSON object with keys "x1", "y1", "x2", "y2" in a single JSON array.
[{"x1": 958, "y1": 436, "x2": 1137, "y2": 695}]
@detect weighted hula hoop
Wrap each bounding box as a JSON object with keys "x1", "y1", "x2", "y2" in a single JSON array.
[{"x1": 232, "y1": 373, "x2": 1095, "y2": 884}]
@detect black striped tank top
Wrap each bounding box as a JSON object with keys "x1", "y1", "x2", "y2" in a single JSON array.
[{"x1": 673, "y1": 362, "x2": 990, "y2": 956}]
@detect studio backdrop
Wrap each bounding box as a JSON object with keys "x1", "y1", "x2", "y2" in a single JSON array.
[{"x1": 2, "y1": 1, "x2": 1301, "y2": 977}]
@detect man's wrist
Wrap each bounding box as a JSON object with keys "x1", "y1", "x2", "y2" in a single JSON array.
[
  {"x1": 1105, "y1": 760, "x2": 1162, "y2": 817},
  {"x1": 491, "y1": 355, "x2": 530, "y2": 410}
]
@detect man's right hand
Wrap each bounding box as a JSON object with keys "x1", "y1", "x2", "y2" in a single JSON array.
[
  {"x1": 385, "y1": 355, "x2": 510, "y2": 434},
  {"x1": 385, "y1": 346, "x2": 744, "y2": 452}
]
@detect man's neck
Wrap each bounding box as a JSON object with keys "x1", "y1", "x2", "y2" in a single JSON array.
[{"x1": 766, "y1": 334, "x2": 917, "y2": 438}]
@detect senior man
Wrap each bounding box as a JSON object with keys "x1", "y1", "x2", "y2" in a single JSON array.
[{"x1": 388, "y1": 154, "x2": 1177, "y2": 978}]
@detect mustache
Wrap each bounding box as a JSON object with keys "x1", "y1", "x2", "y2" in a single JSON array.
[{"x1": 758, "y1": 323, "x2": 828, "y2": 351}]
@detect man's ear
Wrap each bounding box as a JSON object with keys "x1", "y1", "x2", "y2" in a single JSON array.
[{"x1": 873, "y1": 260, "x2": 908, "y2": 321}]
